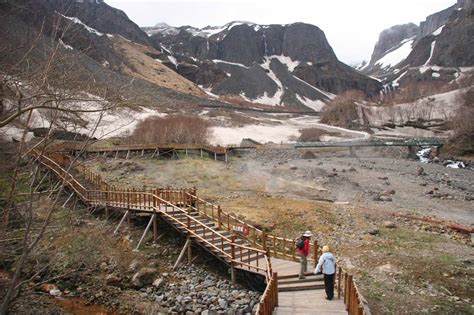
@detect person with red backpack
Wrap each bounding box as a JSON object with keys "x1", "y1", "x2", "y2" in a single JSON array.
[{"x1": 296, "y1": 230, "x2": 312, "y2": 279}]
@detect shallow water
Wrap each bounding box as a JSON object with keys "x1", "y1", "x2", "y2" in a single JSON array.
[{"x1": 52, "y1": 296, "x2": 119, "y2": 315}]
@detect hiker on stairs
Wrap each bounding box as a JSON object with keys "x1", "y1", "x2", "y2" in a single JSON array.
[
  {"x1": 296, "y1": 230, "x2": 312, "y2": 279},
  {"x1": 314, "y1": 245, "x2": 336, "y2": 300}
]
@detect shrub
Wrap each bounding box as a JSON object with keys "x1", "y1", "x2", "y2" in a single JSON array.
[
  {"x1": 444, "y1": 88, "x2": 474, "y2": 156},
  {"x1": 131, "y1": 115, "x2": 211, "y2": 144},
  {"x1": 320, "y1": 90, "x2": 365, "y2": 130},
  {"x1": 298, "y1": 128, "x2": 340, "y2": 142}
]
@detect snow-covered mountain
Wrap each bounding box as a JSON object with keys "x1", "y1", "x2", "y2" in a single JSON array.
[
  {"x1": 360, "y1": 0, "x2": 474, "y2": 86},
  {"x1": 144, "y1": 21, "x2": 381, "y2": 111}
]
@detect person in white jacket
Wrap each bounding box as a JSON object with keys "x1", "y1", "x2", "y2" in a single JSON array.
[{"x1": 314, "y1": 245, "x2": 336, "y2": 300}]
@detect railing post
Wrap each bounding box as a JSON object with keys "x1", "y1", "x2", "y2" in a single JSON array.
[
  {"x1": 344, "y1": 272, "x2": 348, "y2": 308},
  {"x1": 347, "y1": 274, "x2": 353, "y2": 312},
  {"x1": 273, "y1": 272, "x2": 279, "y2": 307},
  {"x1": 230, "y1": 234, "x2": 236, "y2": 286},
  {"x1": 313, "y1": 240, "x2": 318, "y2": 267},
  {"x1": 338, "y1": 266, "x2": 342, "y2": 299},
  {"x1": 262, "y1": 232, "x2": 267, "y2": 252},
  {"x1": 217, "y1": 205, "x2": 222, "y2": 229}
]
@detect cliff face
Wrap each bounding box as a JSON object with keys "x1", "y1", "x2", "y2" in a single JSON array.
[
  {"x1": 147, "y1": 21, "x2": 381, "y2": 109},
  {"x1": 370, "y1": 23, "x2": 419, "y2": 63},
  {"x1": 361, "y1": 0, "x2": 474, "y2": 86}
]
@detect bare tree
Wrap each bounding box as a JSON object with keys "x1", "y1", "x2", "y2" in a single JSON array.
[{"x1": 0, "y1": 4, "x2": 123, "y2": 313}]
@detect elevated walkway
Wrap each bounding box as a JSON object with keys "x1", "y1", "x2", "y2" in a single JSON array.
[{"x1": 33, "y1": 148, "x2": 368, "y2": 314}]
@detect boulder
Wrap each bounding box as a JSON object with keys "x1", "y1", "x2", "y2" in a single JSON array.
[
  {"x1": 131, "y1": 267, "x2": 158, "y2": 288},
  {"x1": 105, "y1": 274, "x2": 122, "y2": 286}
]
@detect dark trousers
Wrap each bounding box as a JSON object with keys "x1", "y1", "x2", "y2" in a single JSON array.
[{"x1": 324, "y1": 273, "x2": 335, "y2": 299}]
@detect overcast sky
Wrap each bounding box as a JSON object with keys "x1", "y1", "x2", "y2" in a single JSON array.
[{"x1": 106, "y1": 0, "x2": 456, "y2": 65}]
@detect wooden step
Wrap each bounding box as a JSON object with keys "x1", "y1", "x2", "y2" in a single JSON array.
[
  {"x1": 277, "y1": 272, "x2": 320, "y2": 280},
  {"x1": 278, "y1": 276, "x2": 324, "y2": 285},
  {"x1": 278, "y1": 283, "x2": 325, "y2": 292}
]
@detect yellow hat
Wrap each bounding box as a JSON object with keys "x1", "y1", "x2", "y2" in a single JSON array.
[{"x1": 322, "y1": 245, "x2": 330, "y2": 253}]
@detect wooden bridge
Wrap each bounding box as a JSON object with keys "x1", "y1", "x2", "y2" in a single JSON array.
[{"x1": 33, "y1": 146, "x2": 369, "y2": 315}]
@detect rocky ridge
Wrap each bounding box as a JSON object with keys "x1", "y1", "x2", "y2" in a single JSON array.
[{"x1": 146, "y1": 21, "x2": 381, "y2": 110}]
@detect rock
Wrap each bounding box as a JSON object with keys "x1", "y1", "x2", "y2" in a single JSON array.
[
  {"x1": 99, "y1": 262, "x2": 108, "y2": 271},
  {"x1": 379, "y1": 196, "x2": 392, "y2": 202},
  {"x1": 49, "y1": 288, "x2": 62, "y2": 296},
  {"x1": 218, "y1": 298, "x2": 228, "y2": 309},
  {"x1": 105, "y1": 274, "x2": 122, "y2": 286},
  {"x1": 368, "y1": 228, "x2": 380, "y2": 235},
  {"x1": 129, "y1": 259, "x2": 140, "y2": 272},
  {"x1": 289, "y1": 165, "x2": 297, "y2": 170},
  {"x1": 152, "y1": 278, "x2": 164, "y2": 288},
  {"x1": 380, "y1": 189, "x2": 396, "y2": 196},
  {"x1": 40, "y1": 283, "x2": 58, "y2": 293},
  {"x1": 383, "y1": 221, "x2": 397, "y2": 228},
  {"x1": 131, "y1": 267, "x2": 158, "y2": 288},
  {"x1": 327, "y1": 172, "x2": 338, "y2": 178},
  {"x1": 417, "y1": 166, "x2": 425, "y2": 176}
]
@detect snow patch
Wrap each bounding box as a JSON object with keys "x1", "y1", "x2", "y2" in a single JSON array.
[
  {"x1": 392, "y1": 70, "x2": 408, "y2": 87},
  {"x1": 375, "y1": 38, "x2": 414, "y2": 69},
  {"x1": 295, "y1": 95, "x2": 325, "y2": 111},
  {"x1": 56, "y1": 12, "x2": 104, "y2": 36},
  {"x1": 198, "y1": 85, "x2": 219, "y2": 98},
  {"x1": 213, "y1": 59, "x2": 249, "y2": 69},
  {"x1": 432, "y1": 25, "x2": 445, "y2": 36},
  {"x1": 268, "y1": 55, "x2": 300, "y2": 72},
  {"x1": 59, "y1": 39, "x2": 73, "y2": 50},
  {"x1": 432, "y1": 72, "x2": 440, "y2": 78},
  {"x1": 167, "y1": 55, "x2": 178, "y2": 68},
  {"x1": 424, "y1": 40, "x2": 436, "y2": 66},
  {"x1": 292, "y1": 75, "x2": 335, "y2": 99}
]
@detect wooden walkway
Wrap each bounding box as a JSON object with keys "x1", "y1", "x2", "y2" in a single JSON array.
[{"x1": 33, "y1": 149, "x2": 366, "y2": 315}]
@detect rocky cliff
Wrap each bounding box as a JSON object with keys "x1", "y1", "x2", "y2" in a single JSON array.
[
  {"x1": 361, "y1": 0, "x2": 474, "y2": 86},
  {"x1": 147, "y1": 21, "x2": 381, "y2": 110}
]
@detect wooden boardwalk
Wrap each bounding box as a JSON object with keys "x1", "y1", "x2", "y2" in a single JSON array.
[{"x1": 34, "y1": 149, "x2": 366, "y2": 315}]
